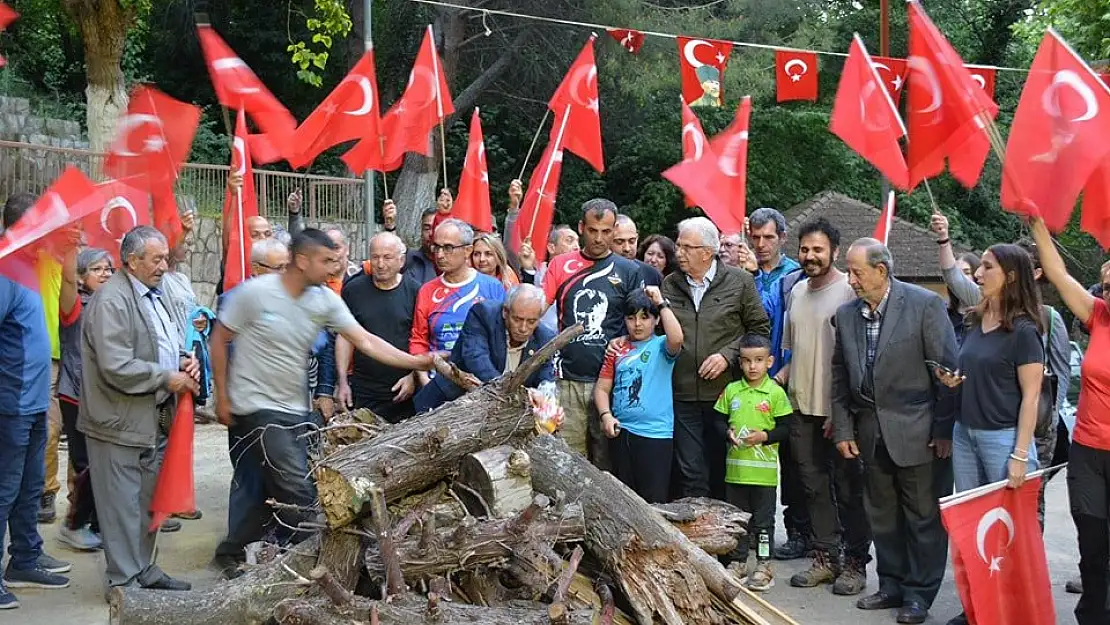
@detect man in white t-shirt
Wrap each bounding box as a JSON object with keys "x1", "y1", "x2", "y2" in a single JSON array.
[
  {"x1": 209, "y1": 228, "x2": 435, "y2": 556},
  {"x1": 777, "y1": 218, "x2": 872, "y2": 596}
]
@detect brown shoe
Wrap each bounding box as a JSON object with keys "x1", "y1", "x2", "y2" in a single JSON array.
[
  {"x1": 832, "y1": 557, "x2": 867, "y2": 596},
  {"x1": 747, "y1": 561, "x2": 775, "y2": 592},
  {"x1": 789, "y1": 551, "x2": 836, "y2": 588}
]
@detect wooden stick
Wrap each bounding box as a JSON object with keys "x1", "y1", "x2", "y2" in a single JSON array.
[
  {"x1": 368, "y1": 484, "x2": 406, "y2": 597},
  {"x1": 552, "y1": 546, "x2": 584, "y2": 604},
  {"x1": 308, "y1": 566, "x2": 353, "y2": 608},
  {"x1": 518, "y1": 108, "x2": 552, "y2": 180}
]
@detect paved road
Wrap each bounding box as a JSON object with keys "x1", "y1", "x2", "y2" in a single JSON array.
[{"x1": 10, "y1": 424, "x2": 1082, "y2": 624}]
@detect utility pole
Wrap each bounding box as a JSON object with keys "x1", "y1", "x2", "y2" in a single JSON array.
[
  {"x1": 879, "y1": 0, "x2": 892, "y2": 207},
  {"x1": 363, "y1": 0, "x2": 376, "y2": 250}
]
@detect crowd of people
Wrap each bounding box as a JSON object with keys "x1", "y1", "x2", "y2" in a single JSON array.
[{"x1": 0, "y1": 175, "x2": 1102, "y2": 625}]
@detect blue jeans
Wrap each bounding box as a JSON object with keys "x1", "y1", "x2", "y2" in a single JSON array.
[
  {"x1": 0, "y1": 412, "x2": 46, "y2": 570},
  {"x1": 952, "y1": 421, "x2": 1039, "y2": 493}
]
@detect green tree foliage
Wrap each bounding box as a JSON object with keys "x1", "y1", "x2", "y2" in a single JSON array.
[{"x1": 1017, "y1": 0, "x2": 1110, "y2": 60}]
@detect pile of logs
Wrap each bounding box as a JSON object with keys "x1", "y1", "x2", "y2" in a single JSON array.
[{"x1": 109, "y1": 326, "x2": 799, "y2": 625}]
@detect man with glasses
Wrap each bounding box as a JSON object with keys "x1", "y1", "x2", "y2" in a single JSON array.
[
  {"x1": 410, "y1": 219, "x2": 506, "y2": 390},
  {"x1": 336, "y1": 232, "x2": 421, "y2": 423},
  {"x1": 662, "y1": 217, "x2": 769, "y2": 500}
]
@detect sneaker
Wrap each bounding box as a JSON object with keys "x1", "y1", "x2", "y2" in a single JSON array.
[
  {"x1": 747, "y1": 561, "x2": 775, "y2": 591},
  {"x1": 36, "y1": 553, "x2": 72, "y2": 574},
  {"x1": 832, "y1": 556, "x2": 868, "y2": 596},
  {"x1": 3, "y1": 566, "x2": 69, "y2": 589},
  {"x1": 726, "y1": 560, "x2": 749, "y2": 583},
  {"x1": 38, "y1": 492, "x2": 57, "y2": 524},
  {"x1": 774, "y1": 530, "x2": 810, "y2": 560},
  {"x1": 142, "y1": 574, "x2": 191, "y2": 591},
  {"x1": 58, "y1": 525, "x2": 103, "y2": 552},
  {"x1": 790, "y1": 551, "x2": 836, "y2": 588},
  {"x1": 160, "y1": 519, "x2": 182, "y2": 533},
  {"x1": 0, "y1": 582, "x2": 18, "y2": 610},
  {"x1": 1066, "y1": 577, "x2": 1083, "y2": 594},
  {"x1": 172, "y1": 510, "x2": 203, "y2": 521}
]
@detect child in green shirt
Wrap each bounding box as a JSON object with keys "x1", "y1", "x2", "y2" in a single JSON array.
[{"x1": 714, "y1": 334, "x2": 793, "y2": 591}]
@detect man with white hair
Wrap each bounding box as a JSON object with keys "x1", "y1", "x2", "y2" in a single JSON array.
[
  {"x1": 662, "y1": 217, "x2": 769, "y2": 500},
  {"x1": 336, "y1": 232, "x2": 421, "y2": 423},
  {"x1": 414, "y1": 284, "x2": 556, "y2": 412}
]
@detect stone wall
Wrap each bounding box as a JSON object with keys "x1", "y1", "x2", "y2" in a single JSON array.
[{"x1": 0, "y1": 96, "x2": 86, "y2": 148}]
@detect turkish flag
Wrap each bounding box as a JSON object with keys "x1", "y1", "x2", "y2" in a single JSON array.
[
  {"x1": 776, "y1": 50, "x2": 819, "y2": 102},
  {"x1": 516, "y1": 118, "x2": 567, "y2": 263},
  {"x1": 662, "y1": 101, "x2": 743, "y2": 234},
  {"x1": 87, "y1": 178, "x2": 151, "y2": 266},
  {"x1": 289, "y1": 50, "x2": 382, "y2": 170},
  {"x1": 607, "y1": 28, "x2": 644, "y2": 54},
  {"x1": 0, "y1": 167, "x2": 104, "y2": 264},
  {"x1": 151, "y1": 181, "x2": 183, "y2": 250},
  {"x1": 104, "y1": 86, "x2": 200, "y2": 192},
  {"x1": 223, "y1": 110, "x2": 259, "y2": 293},
  {"x1": 966, "y1": 66, "x2": 998, "y2": 101},
  {"x1": 709, "y1": 96, "x2": 752, "y2": 220},
  {"x1": 941, "y1": 477, "x2": 1055, "y2": 625},
  {"x1": 906, "y1": 0, "x2": 999, "y2": 189},
  {"x1": 677, "y1": 36, "x2": 733, "y2": 107},
  {"x1": 0, "y1": 2, "x2": 18, "y2": 67},
  {"x1": 872, "y1": 191, "x2": 895, "y2": 244},
  {"x1": 549, "y1": 37, "x2": 604, "y2": 173},
  {"x1": 149, "y1": 393, "x2": 196, "y2": 532},
  {"x1": 680, "y1": 102, "x2": 704, "y2": 208},
  {"x1": 871, "y1": 56, "x2": 909, "y2": 102},
  {"x1": 196, "y1": 24, "x2": 296, "y2": 142},
  {"x1": 1081, "y1": 158, "x2": 1110, "y2": 248},
  {"x1": 247, "y1": 132, "x2": 286, "y2": 166},
  {"x1": 829, "y1": 35, "x2": 911, "y2": 190},
  {"x1": 454, "y1": 108, "x2": 492, "y2": 232},
  {"x1": 1000, "y1": 30, "x2": 1110, "y2": 231},
  {"x1": 345, "y1": 26, "x2": 452, "y2": 176}
]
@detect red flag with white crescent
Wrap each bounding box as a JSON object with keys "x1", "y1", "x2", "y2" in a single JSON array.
[
  {"x1": 709, "y1": 96, "x2": 752, "y2": 221},
  {"x1": 454, "y1": 108, "x2": 492, "y2": 232},
  {"x1": 829, "y1": 35, "x2": 911, "y2": 190},
  {"x1": 196, "y1": 24, "x2": 296, "y2": 142},
  {"x1": 607, "y1": 28, "x2": 644, "y2": 54},
  {"x1": 516, "y1": 110, "x2": 569, "y2": 263},
  {"x1": 104, "y1": 85, "x2": 200, "y2": 193},
  {"x1": 677, "y1": 36, "x2": 732, "y2": 107},
  {"x1": 1081, "y1": 159, "x2": 1110, "y2": 249},
  {"x1": 548, "y1": 37, "x2": 604, "y2": 173},
  {"x1": 776, "y1": 51, "x2": 819, "y2": 102},
  {"x1": 680, "y1": 102, "x2": 703, "y2": 208},
  {"x1": 149, "y1": 392, "x2": 195, "y2": 532},
  {"x1": 0, "y1": 3, "x2": 19, "y2": 67},
  {"x1": 222, "y1": 110, "x2": 258, "y2": 292},
  {"x1": 872, "y1": 191, "x2": 895, "y2": 245},
  {"x1": 290, "y1": 49, "x2": 383, "y2": 169},
  {"x1": 86, "y1": 178, "x2": 151, "y2": 266},
  {"x1": 1000, "y1": 30, "x2": 1110, "y2": 231},
  {"x1": 0, "y1": 167, "x2": 105, "y2": 264},
  {"x1": 662, "y1": 101, "x2": 743, "y2": 234},
  {"x1": 871, "y1": 56, "x2": 909, "y2": 102},
  {"x1": 966, "y1": 65, "x2": 998, "y2": 101}
]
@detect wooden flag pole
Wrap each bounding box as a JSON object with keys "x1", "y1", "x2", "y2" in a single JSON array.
[
  {"x1": 526, "y1": 105, "x2": 572, "y2": 241},
  {"x1": 518, "y1": 109, "x2": 552, "y2": 180},
  {"x1": 427, "y1": 24, "x2": 450, "y2": 190}
]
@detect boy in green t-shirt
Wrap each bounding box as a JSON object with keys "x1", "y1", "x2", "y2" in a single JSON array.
[{"x1": 714, "y1": 334, "x2": 793, "y2": 591}]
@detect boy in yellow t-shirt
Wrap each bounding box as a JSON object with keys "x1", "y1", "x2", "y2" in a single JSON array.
[{"x1": 714, "y1": 334, "x2": 793, "y2": 592}]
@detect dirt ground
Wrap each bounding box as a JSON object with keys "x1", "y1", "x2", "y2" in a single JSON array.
[{"x1": 10, "y1": 423, "x2": 1083, "y2": 624}]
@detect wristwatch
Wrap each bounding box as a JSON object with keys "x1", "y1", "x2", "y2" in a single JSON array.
[{"x1": 658, "y1": 298, "x2": 672, "y2": 310}]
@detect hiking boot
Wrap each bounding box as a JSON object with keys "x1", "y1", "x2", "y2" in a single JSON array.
[
  {"x1": 747, "y1": 561, "x2": 775, "y2": 592},
  {"x1": 790, "y1": 551, "x2": 836, "y2": 588},
  {"x1": 3, "y1": 566, "x2": 69, "y2": 589},
  {"x1": 726, "y1": 560, "x2": 749, "y2": 583},
  {"x1": 832, "y1": 556, "x2": 867, "y2": 596},
  {"x1": 36, "y1": 553, "x2": 71, "y2": 574},
  {"x1": 58, "y1": 525, "x2": 103, "y2": 552},
  {"x1": 38, "y1": 492, "x2": 56, "y2": 524},
  {"x1": 1066, "y1": 577, "x2": 1083, "y2": 594},
  {"x1": 773, "y1": 530, "x2": 810, "y2": 560},
  {"x1": 0, "y1": 582, "x2": 18, "y2": 610}
]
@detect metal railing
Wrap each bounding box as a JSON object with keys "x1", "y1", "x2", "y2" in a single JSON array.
[{"x1": 0, "y1": 140, "x2": 367, "y2": 224}]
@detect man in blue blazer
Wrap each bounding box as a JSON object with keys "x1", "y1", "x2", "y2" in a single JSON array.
[{"x1": 415, "y1": 284, "x2": 555, "y2": 412}]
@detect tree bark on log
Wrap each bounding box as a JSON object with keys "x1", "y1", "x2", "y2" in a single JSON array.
[
  {"x1": 653, "y1": 497, "x2": 750, "y2": 556},
  {"x1": 528, "y1": 434, "x2": 790, "y2": 625},
  {"x1": 315, "y1": 326, "x2": 583, "y2": 527},
  {"x1": 272, "y1": 595, "x2": 595, "y2": 625},
  {"x1": 458, "y1": 445, "x2": 533, "y2": 518}
]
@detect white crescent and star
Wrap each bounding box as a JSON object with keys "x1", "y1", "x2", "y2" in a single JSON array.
[
  {"x1": 908, "y1": 55, "x2": 944, "y2": 120},
  {"x1": 971, "y1": 74, "x2": 987, "y2": 90},
  {"x1": 976, "y1": 507, "x2": 1015, "y2": 575},
  {"x1": 232, "y1": 136, "x2": 247, "y2": 176},
  {"x1": 784, "y1": 58, "x2": 809, "y2": 82},
  {"x1": 1043, "y1": 69, "x2": 1099, "y2": 123},
  {"x1": 569, "y1": 63, "x2": 599, "y2": 112},
  {"x1": 871, "y1": 61, "x2": 904, "y2": 93},
  {"x1": 683, "y1": 39, "x2": 715, "y2": 68},
  {"x1": 681, "y1": 122, "x2": 705, "y2": 162},
  {"x1": 717, "y1": 130, "x2": 748, "y2": 177},
  {"x1": 110, "y1": 114, "x2": 165, "y2": 157},
  {"x1": 212, "y1": 57, "x2": 261, "y2": 95},
  {"x1": 563, "y1": 258, "x2": 585, "y2": 274},
  {"x1": 100, "y1": 196, "x2": 138, "y2": 242},
  {"x1": 431, "y1": 287, "x2": 450, "y2": 304},
  {"x1": 344, "y1": 76, "x2": 375, "y2": 116}
]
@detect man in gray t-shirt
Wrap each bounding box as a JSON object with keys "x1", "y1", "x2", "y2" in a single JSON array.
[{"x1": 210, "y1": 229, "x2": 434, "y2": 557}]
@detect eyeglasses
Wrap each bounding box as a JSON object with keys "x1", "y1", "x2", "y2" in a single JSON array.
[
  {"x1": 430, "y1": 243, "x2": 467, "y2": 255},
  {"x1": 87, "y1": 266, "x2": 114, "y2": 275},
  {"x1": 676, "y1": 243, "x2": 711, "y2": 253}
]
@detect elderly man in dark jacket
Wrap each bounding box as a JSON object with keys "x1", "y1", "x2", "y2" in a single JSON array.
[
  {"x1": 662, "y1": 216, "x2": 770, "y2": 500},
  {"x1": 415, "y1": 285, "x2": 555, "y2": 412}
]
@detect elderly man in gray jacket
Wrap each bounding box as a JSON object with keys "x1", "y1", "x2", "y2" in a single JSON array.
[{"x1": 79, "y1": 226, "x2": 199, "y2": 593}]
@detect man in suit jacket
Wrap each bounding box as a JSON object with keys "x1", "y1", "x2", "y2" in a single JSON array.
[
  {"x1": 80, "y1": 226, "x2": 200, "y2": 592},
  {"x1": 831, "y1": 238, "x2": 957, "y2": 625},
  {"x1": 415, "y1": 284, "x2": 555, "y2": 412}
]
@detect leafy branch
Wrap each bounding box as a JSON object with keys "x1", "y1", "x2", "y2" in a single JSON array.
[{"x1": 287, "y1": 0, "x2": 352, "y2": 87}]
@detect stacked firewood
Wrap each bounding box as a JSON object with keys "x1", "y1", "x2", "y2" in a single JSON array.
[{"x1": 109, "y1": 327, "x2": 799, "y2": 625}]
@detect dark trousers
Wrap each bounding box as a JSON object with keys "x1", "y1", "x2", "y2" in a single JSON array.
[
  {"x1": 864, "y1": 439, "x2": 947, "y2": 607},
  {"x1": 60, "y1": 400, "x2": 97, "y2": 532},
  {"x1": 726, "y1": 484, "x2": 776, "y2": 561},
  {"x1": 673, "y1": 400, "x2": 728, "y2": 500},
  {"x1": 791, "y1": 414, "x2": 871, "y2": 559},
  {"x1": 779, "y1": 435, "x2": 811, "y2": 536},
  {"x1": 0, "y1": 412, "x2": 46, "y2": 571},
  {"x1": 1069, "y1": 441, "x2": 1110, "y2": 625},
  {"x1": 610, "y1": 430, "x2": 672, "y2": 504},
  {"x1": 215, "y1": 420, "x2": 266, "y2": 560},
  {"x1": 217, "y1": 410, "x2": 317, "y2": 557},
  {"x1": 354, "y1": 392, "x2": 415, "y2": 425}
]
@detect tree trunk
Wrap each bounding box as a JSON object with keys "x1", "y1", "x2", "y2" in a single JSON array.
[
  {"x1": 458, "y1": 445, "x2": 534, "y2": 518},
  {"x1": 653, "y1": 497, "x2": 750, "y2": 556},
  {"x1": 272, "y1": 595, "x2": 595, "y2": 625},
  {"x1": 64, "y1": 0, "x2": 135, "y2": 154},
  {"x1": 314, "y1": 326, "x2": 583, "y2": 527}
]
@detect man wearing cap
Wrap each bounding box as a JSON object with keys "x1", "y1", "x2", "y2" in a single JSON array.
[{"x1": 691, "y1": 65, "x2": 722, "y2": 107}]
